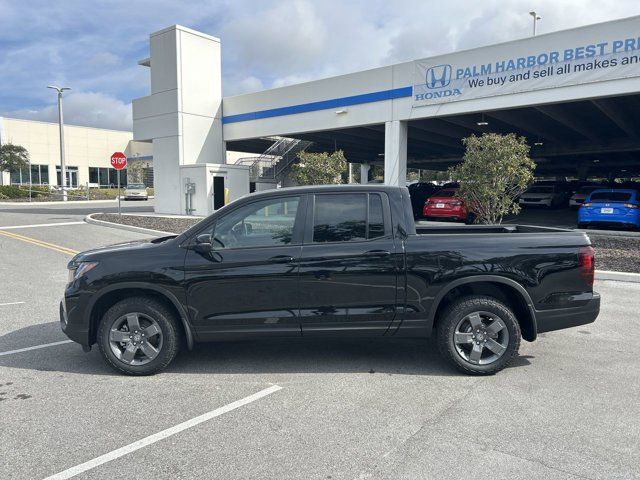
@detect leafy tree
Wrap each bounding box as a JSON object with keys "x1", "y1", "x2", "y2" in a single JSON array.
[
  {"x1": 289, "y1": 150, "x2": 347, "y2": 185},
  {"x1": 0, "y1": 143, "x2": 30, "y2": 175},
  {"x1": 448, "y1": 133, "x2": 536, "y2": 224},
  {"x1": 127, "y1": 159, "x2": 144, "y2": 183}
]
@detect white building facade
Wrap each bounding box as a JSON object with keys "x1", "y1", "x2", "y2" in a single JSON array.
[{"x1": 0, "y1": 117, "x2": 152, "y2": 188}]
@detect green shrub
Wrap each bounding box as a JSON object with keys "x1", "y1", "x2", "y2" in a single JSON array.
[{"x1": 0, "y1": 185, "x2": 50, "y2": 199}]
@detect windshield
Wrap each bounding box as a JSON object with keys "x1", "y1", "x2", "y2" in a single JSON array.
[
  {"x1": 589, "y1": 191, "x2": 632, "y2": 202},
  {"x1": 527, "y1": 186, "x2": 554, "y2": 194},
  {"x1": 126, "y1": 184, "x2": 146, "y2": 189},
  {"x1": 578, "y1": 186, "x2": 600, "y2": 194}
]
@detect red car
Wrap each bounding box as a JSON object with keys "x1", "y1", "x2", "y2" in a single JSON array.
[{"x1": 423, "y1": 188, "x2": 473, "y2": 223}]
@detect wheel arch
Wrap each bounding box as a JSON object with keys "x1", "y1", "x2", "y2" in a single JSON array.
[
  {"x1": 429, "y1": 276, "x2": 537, "y2": 341},
  {"x1": 87, "y1": 282, "x2": 195, "y2": 350}
]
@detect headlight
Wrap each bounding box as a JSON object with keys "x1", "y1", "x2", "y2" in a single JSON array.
[{"x1": 68, "y1": 261, "x2": 98, "y2": 283}]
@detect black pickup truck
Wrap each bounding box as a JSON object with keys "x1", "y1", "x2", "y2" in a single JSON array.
[{"x1": 60, "y1": 185, "x2": 600, "y2": 375}]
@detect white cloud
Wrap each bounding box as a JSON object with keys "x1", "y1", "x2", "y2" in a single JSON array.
[
  {"x1": 5, "y1": 92, "x2": 132, "y2": 131},
  {"x1": 1, "y1": 0, "x2": 640, "y2": 129},
  {"x1": 225, "y1": 75, "x2": 265, "y2": 96}
]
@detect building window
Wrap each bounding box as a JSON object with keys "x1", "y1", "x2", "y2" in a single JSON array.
[
  {"x1": 88, "y1": 167, "x2": 126, "y2": 187},
  {"x1": 56, "y1": 166, "x2": 79, "y2": 187},
  {"x1": 9, "y1": 164, "x2": 49, "y2": 185},
  {"x1": 89, "y1": 167, "x2": 99, "y2": 184}
]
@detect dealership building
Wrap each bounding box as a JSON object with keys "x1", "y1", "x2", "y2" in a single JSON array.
[{"x1": 130, "y1": 15, "x2": 640, "y2": 215}]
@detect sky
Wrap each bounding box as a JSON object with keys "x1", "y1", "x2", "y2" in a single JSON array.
[{"x1": 1, "y1": 0, "x2": 639, "y2": 131}]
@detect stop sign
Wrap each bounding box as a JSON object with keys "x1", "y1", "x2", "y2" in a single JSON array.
[{"x1": 110, "y1": 152, "x2": 127, "y2": 170}]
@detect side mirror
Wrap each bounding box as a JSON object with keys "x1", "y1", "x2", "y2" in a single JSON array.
[{"x1": 193, "y1": 233, "x2": 212, "y2": 253}]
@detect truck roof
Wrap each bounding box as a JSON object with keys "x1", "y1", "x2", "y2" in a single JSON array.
[{"x1": 243, "y1": 184, "x2": 402, "y2": 200}]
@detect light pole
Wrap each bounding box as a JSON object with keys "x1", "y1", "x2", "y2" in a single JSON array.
[
  {"x1": 47, "y1": 85, "x2": 71, "y2": 201},
  {"x1": 529, "y1": 11, "x2": 541, "y2": 36}
]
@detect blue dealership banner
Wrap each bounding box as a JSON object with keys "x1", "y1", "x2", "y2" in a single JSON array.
[{"x1": 413, "y1": 26, "x2": 640, "y2": 107}]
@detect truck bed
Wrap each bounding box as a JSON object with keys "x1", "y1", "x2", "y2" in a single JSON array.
[{"x1": 414, "y1": 223, "x2": 573, "y2": 235}]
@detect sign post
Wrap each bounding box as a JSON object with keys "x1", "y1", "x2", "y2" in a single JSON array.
[{"x1": 110, "y1": 152, "x2": 127, "y2": 216}]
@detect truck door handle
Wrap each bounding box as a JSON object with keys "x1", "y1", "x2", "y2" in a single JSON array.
[
  {"x1": 363, "y1": 250, "x2": 391, "y2": 257},
  {"x1": 268, "y1": 255, "x2": 295, "y2": 263}
]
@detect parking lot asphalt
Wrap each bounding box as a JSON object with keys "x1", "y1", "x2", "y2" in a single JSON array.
[
  {"x1": 505, "y1": 205, "x2": 579, "y2": 228},
  {"x1": 1, "y1": 207, "x2": 639, "y2": 480},
  {"x1": 0, "y1": 198, "x2": 154, "y2": 228}
]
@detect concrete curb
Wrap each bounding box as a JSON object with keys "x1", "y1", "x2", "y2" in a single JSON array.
[
  {"x1": 579, "y1": 229, "x2": 640, "y2": 238},
  {"x1": 595, "y1": 270, "x2": 640, "y2": 283},
  {"x1": 84, "y1": 213, "x2": 175, "y2": 237},
  {"x1": 116, "y1": 212, "x2": 204, "y2": 219}
]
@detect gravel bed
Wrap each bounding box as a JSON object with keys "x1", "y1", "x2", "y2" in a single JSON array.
[
  {"x1": 93, "y1": 213, "x2": 202, "y2": 234},
  {"x1": 92, "y1": 214, "x2": 640, "y2": 273},
  {"x1": 589, "y1": 234, "x2": 640, "y2": 273}
]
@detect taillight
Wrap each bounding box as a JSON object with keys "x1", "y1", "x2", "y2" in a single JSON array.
[
  {"x1": 450, "y1": 201, "x2": 462, "y2": 206},
  {"x1": 578, "y1": 245, "x2": 595, "y2": 287},
  {"x1": 624, "y1": 203, "x2": 639, "y2": 209},
  {"x1": 424, "y1": 200, "x2": 431, "y2": 206}
]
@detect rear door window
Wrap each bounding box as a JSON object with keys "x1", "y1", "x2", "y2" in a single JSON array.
[{"x1": 312, "y1": 193, "x2": 387, "y2": 243}]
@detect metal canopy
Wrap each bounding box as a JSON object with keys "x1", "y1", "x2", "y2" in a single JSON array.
[{"x1": 226, "y1": 93, "x2": 640, "y2": 178}]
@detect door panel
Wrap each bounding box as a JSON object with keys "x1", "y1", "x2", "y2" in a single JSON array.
[
  {"x1": 184, "y1": 194, "x2": 305, "y2": 338},
  {"x1": 184, "y1": 245, "x2": 302, "y2": 337},
  {"x1": 299, "y1": 193, "x2": 399, "y2": 336},
  {"x1": 299, "y1": 240, "x2": 399, "y2": 334}
]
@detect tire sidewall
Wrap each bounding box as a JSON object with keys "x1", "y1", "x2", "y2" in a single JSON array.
[
  {"x1": 97, "y1": 297, "x2": 179, "y2": 375},
  {"x1": 438, "y1": 296, "x2": 521, "y2": 375}
]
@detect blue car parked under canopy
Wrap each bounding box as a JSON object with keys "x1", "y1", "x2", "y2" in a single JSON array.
[{"x1": 578, "y1": 189, "x2": 640, "y2": 230}]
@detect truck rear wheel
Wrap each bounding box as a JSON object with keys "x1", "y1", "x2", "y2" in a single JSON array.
[
  {"x1": 437, "y1": 295, "x2": 521, "y2": 375},
  {"x1": 97, "y1": 297, "x2": 181, "y2": 376}
]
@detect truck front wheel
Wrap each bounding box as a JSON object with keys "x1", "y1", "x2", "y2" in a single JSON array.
[
  {"x1": 97, "y1": 297, "x2": 181, "y2": 376},
  {"x1": 437, "y1": 295, "x2": 521, "y2": 375}
]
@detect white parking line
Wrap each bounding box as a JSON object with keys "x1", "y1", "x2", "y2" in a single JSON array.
[
  {"x1": 0, "y1": 340, "x2": 73, "y2": 356},
  {"x1": 0, "y1": 221, "x2": 85, "y2": 230},
  {"x1": 0, "y1": 301, "x2": 25, "y2": 307},
  {"x1": 42, "y1": 384, "x2": 283, "y2": 480}
]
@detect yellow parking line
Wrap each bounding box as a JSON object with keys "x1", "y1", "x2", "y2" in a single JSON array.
[{"x1": 0, "y1": 229, "x2": 79, "y2": 256}]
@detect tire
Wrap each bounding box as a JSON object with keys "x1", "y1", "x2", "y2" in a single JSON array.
[
  {"x1": 437, "y1": 295, "x2": 521, "y2": 375},
  {"x1": 464, "y1": 213, "x2": 476, "y2": 225},
  {"x1": 97, "y1": 296, "x2": 181, "y2": 375}
]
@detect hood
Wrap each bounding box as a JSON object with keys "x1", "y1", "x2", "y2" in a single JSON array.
[{"x1": 68, "y1": 236, "x2": 175, "y2": 266}]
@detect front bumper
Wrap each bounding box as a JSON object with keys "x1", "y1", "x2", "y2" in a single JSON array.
[
  {"x1": 535, "y1": 292, "x2": 600, "y2": 334},
  {"x1": 60, "y1": 294, "x2": 91, "y2": 347},
  {"x1": 519, "y1": 199, "x2": 552, "y2": 207}
]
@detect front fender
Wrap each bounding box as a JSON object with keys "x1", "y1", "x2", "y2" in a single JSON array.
[{"x1": 87, "y1": 282, "x2": 195, "y2": 350}]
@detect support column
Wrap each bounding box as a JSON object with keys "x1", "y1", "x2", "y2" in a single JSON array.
[
  {"x1": 132, "y1": 25, "x2": 223, "y2": 214},
  {"x1": 384, "y1": 120, "x2": 407, "y2": 187},
  {"x1": 360, "y1": 163, "x2": 370, "y2": 184}
]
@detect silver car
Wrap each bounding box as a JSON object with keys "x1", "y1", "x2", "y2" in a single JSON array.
[
  {"x1": 123, "y1": 183, "x2": 148, "y2": 200},
  {"x1": 518, "y1": 185, "x2": 569, "y2": 208},
  {"x1": 569, "y1": 185, "x2": 602, "y2": 209}
]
